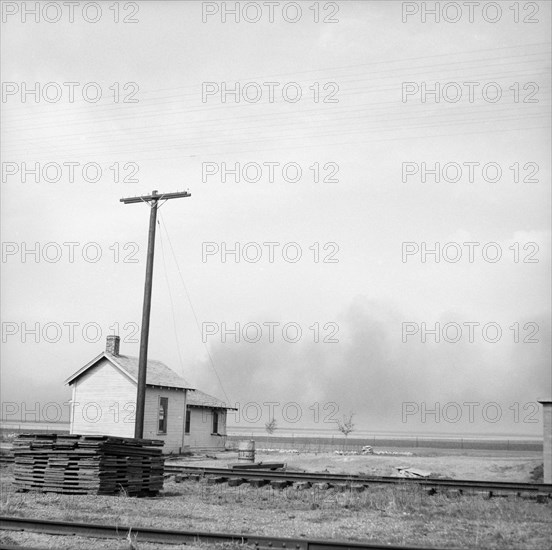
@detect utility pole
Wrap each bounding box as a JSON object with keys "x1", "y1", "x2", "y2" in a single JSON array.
[{"x1": 120, "y1": 190, "x2": 191, "y2": 438}]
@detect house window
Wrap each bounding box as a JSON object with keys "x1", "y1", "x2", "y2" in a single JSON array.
[
  {"x1": 212, "y1": 411, "x2": 219, "y2": 434},
  {"x1": 158, "y1": 397, "x2": 168, "y2": 434},
  {"x1": 185, "y1": 409, "x2": 191, "y2": 434}
]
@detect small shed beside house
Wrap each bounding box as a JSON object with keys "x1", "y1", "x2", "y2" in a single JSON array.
[
  {"x1": 65, "y1": 335, "x2": 235, "y2": 454},
  {"x1": 184, "y1": 389, "x2": 237, "y2": 451}
]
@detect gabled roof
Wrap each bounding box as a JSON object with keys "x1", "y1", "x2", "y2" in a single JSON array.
[
  {"x1": 65, "y1": 352, "x2": 193, "y2": 391},
  {"x1": 186, "y1": 389, "x2": 237, "y2": 410}
]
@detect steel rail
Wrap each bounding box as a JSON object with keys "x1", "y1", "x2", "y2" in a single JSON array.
[
  {"x1": 165, "y1": 465, "x2": 552, "y2": 494},
  {"x1": 0, "y1": 516, "x2": 449, "y2": 549},
  {"x1": 4, "y1": 457, "x2": 549, "y2": 494}
]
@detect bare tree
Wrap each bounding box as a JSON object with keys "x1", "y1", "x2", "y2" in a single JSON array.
[
  {"x1": 265, "y1": 418, "x2": 277, "y2": 435},
  {"x1": 336, "y1": 411, "x2": 355, "y2": 438}
]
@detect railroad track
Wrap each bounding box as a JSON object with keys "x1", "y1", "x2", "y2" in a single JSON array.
[
  {"x1": 0, "y1": 516, "x2": 447, "y2": 549},
  {"x1": 4, "y1": 455, "x2": 550, "y2": 496},
  {"x1": 164, "y1": 465, "x2": 552, "y2": 496}
]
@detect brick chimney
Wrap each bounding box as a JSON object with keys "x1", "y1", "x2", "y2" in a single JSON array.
[{"x1": 106, "y1": 335, "x2": 120, "y2": 356}]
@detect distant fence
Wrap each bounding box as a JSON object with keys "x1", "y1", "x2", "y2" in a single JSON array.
[
  {"x1": 1, "y1": 425, "x2": 542, "y2": 452},
  {"x1": 226, "y1": 434, "x2": 542, "y2": 452},
  {"x1": 0, "y1": 424, "x2": 69, "y2": 437}
]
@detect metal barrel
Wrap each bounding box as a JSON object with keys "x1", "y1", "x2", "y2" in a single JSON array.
[{"x1": 237, "y1": 440, "x2": 255, "y2": 463}]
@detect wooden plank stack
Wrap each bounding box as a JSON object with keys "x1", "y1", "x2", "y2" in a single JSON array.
[{"x1": 13, "y1": 434, "x2": 164, "y2": 496}]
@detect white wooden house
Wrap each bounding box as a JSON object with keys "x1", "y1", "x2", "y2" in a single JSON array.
[{"x1": 65, "y1": 335, "x2": 234, "y2": 453}]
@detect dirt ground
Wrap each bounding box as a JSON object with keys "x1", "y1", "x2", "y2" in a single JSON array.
[
  {"x1": 0, "y1": 448, "x2": 548, "y2": 549},
  {"x1": 1, "y1": 463, "x2": 551, "y2": 550},
  {"x1": 170, "y1": 447, "x2": 543, "y2": 483}
]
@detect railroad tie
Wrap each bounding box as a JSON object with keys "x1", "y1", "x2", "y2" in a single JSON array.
[
  {"x1": 248, "y1": 478, "x2": 269, "y2": 488},
  {"x1": 206, "y1": 476, "x2": 227, "y2": 485},
  {"x1": 227, "y1": 478, "x2": 246, "y2": 487},
  {"x1": 159, "y1": 466, "x2": 552, "y2": 500}
]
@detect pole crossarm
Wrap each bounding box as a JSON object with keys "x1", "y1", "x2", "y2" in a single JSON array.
[
  {"x1": 120, "y1": 189, "x2": 191, "y2": 439},
  {"x1": 120, "y1": 190, "x2": 191, "y2": 204}
]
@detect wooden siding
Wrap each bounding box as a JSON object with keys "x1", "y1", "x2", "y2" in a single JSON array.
[
  {"x1": 69, "y1": 358, "x2": 135, "y2": 438},
  {"x1": 69, "y1": 358, "x2": 187, "y2": 453},
  {"x1": 143, "y1": 387, "x2": 186, "y2": 453},
  {"x1": 184, "y1": 408, "x2": 227, "y2": 450},
  {"x1": 542, "y1": 403, "x2": 552, "y2": 483}
]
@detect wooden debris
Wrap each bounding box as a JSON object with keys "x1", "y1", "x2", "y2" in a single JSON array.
[
  {"x1": 229, "y1": 462, "x2": 286, "y2": 470},
  {"x1": 395, "y1": 466, "x2": 431, "y2": 478}
]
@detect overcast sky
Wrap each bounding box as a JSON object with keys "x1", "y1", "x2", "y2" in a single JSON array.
[{"x1": 1, "y1": 0, "x2": 550, "y2": 436}]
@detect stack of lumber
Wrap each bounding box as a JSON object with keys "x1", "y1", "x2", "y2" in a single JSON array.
[{"x1": 13, "y1": 434, "x2": 164, "y2": 496}]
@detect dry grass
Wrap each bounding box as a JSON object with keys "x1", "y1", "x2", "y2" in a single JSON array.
[
  {"x1": 0, "y1": 531, "x2": 253, "y2": 550},
  {"x1": 1, "y1": 464, "x2": 551, "y2": 549}
]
